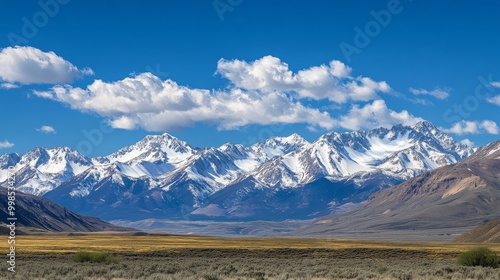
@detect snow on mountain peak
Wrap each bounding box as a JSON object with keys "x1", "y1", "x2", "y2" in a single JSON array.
[
  {"x1": 0, "y1": 153, "x2": 21, "y2": 169},
  {"x1": 279, "y1": 133, "x2": 308, "y2": 144},
  {"x1": 0, "y1": 122, "x2": 477, "y2": 202},
  {"x1": 251, "y1": 122, "x2": 475, "y2": 187},
  {"x1": 218, "y1": 142, "x2": 247, "y2": 156},
  {"x1": 104, "y1": 133, "x2": 196, "y2": 165},
  {"x1": 251, "y1": 133, "x2": 309, "y2": 160},
  {"x1": 15, "y1": 146, "x2": 91, "y2": 175}
]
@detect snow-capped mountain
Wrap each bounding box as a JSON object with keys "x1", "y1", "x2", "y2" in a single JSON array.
[
  {"x1": 251, "y1": 122, "x2": 471, "y2": 188},
  {"x1": 0, "y1": 147, "x2": 92, "y2": 195},
  {"x1": 295, "y1": 138, "x2": 500, "y2": 238},
  {"x1": 93, "y1": 133, "x2": 196, "y2": 177},
  {"x1": 0, "y1": 121, "x2": 475, "y2": 221}
]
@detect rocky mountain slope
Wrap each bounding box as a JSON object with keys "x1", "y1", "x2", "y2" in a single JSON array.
[{"x1": 0, "y1": 187, "x2": 128, "y2": 232}]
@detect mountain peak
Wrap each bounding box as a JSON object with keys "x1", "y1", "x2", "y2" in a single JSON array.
[
  {"x1": 273, "y1": 133, "x2": 309, "y2": 146},
  {"x1": 142, "y1": 132, "x2": 180, "y2": 143},
  {"x1": 252, "y1": 133, "x2": 309, "y2": 159},
  {"x1": 23, "y1": 147, "x2": 50, "y2": 163},
  {"x1": 414, "y1": 120, "x2": 434, "y2": 127},
  {"x1": 130, "y1": 132, "x2": 192, "y2": 150},
  {"x1": 28, "y1": 146, "x2": 49, "y2": 154},
  {"x1": 218, "y1": 142, "x2": 246, "y2": 152},
  {"x1": 104, "y1": 132, "x2": 196, "y2": 165},
  {"x1": 161, "y1": 132, "x2": 177, "y2": 139},
  {"x1": 412, "y1": 120, "x2": 438, "y2": 133}
]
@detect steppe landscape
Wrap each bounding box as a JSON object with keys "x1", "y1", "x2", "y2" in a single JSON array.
[{"x1": 1, "y1": 234, "x2": 498, "y2": 280}]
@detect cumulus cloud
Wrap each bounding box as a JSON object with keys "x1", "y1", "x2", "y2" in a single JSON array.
[
  {"x1": 409, "y1": 87, "x2": 450, "y2": 100},
  {"x1": 487, "y1": 95, "x2": 500, "y2": 106},
  {"x1": 491, "y1": 81, "x2": 500, "y2": 88},
  {"x1": 0, "y1": 140, "x2": 14, "y2": 149},
  {"x1": 338, "y1": 100, "x2": 423, "y2": 130},
  {"x1": 32, "y1": 55, "x2": 428, "y2": 133},
  {"x1": 36, "y1": 125, "x2": 56, "y2": 134},
  {"x1": 216, "y1": 56, "x2": 390, "y2": 103},
  {"x1": 443, "y1": 120, "x2": 500, "y2": 135},
  {"x1": 34, "y1": 72, "x2": 336, "y2": 131},
  {"x1": 481, "y1": 120, "x2": 500, "y2": 134},
  {"x1": 0, "y1": 46, "x2": 93, "y2": 86}
]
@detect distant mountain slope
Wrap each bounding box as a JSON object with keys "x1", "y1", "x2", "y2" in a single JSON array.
[
  {"x1": 1, "y1": 121, "x2": 474, "y2": 221},
  {"x1": 0, "y1": 187, "x2": 129, "y2": 232},
  {"x1": 456, "y1": 219, "x2": 500, "y2": 243},
  {"x1": 296, "y1": 139, "x2": 500, "y2": 236}
]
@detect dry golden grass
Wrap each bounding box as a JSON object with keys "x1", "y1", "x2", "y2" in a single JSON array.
[
  {"x1": 14, "y1": 234, "x2": 500, "y2": 256},
  {"x1": 2, "y1": 234, "x2": 500, "y2": 279}
]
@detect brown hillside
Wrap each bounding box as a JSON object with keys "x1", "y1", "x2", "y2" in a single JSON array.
[
  {"x1": 456, "y1": 219, "x2": 500, "y2": 243},
  {"x1": 0, "y1": 187, "x2": 131, "y2": 232}
]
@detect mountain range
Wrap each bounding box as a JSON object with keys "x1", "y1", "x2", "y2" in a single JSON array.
[
  {"x1": 0, "y1": 121, "x2": 474, "y2": 221},
  {"x1": 295, "y1": 138, "x2": 500, "y2": 238}
]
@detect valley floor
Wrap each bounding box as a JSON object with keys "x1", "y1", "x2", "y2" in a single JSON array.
[{"x1": 1, "y1": 234, "x2": 500, "y2": 280}]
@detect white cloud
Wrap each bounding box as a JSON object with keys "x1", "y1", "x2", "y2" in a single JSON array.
[
  {"x1": 491, "y1": 81, "x2": 500, "y2": 88},
  {"x1": 0, "y1": 46, "x2": 93, "y2": 85},
  {"x1": 36, "y1": 125, "x2": 56, "y2": 134},
  {"x1": 460, "y1": 139, "x2": 475, "y2": 148},
  {"x1": 32, "y1": 55, "x2": 432, "y2": 133},
  {"x1": 481, "y1": 120, "x2": 500, "y2": 134},
  {"x1": 444, "y1": 121, "x2": 480, "y2": 134},
  {"x1": 487, "y1": 95, "x2": 500, "y2": 106},
  {"x1": 216, "y1": 56, "x2": 391, "y2": 103},
  {"x1": 410, "y1": 98, "x2": 434, "y2": 106},
  {"x1": 409, "y1": 87, "x2": 450, "y2": 100},
  {"x1": 443, "y1": 120, "x2": 500, "y2": 135},
  {"x1": 338, "y1": 100, "x2": 423, "y2": 130},
  {"x1": 0, "y1": 140, "x2": 14, "y2": 149},
  {"x1": 1, "y1": 82, "x2": 19, "y2": 89},
  {"x1": 34, "y1": 72, "x2": 336, "y2": 131}
]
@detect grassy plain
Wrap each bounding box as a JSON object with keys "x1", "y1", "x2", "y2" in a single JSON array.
[{"x1": 2, "y1": 233, "x2": 500, "y2": 279}]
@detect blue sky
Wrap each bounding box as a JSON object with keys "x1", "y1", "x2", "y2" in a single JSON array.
[{"x1": 1, "y1": 0, "x2": 500, "y2": 156}]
